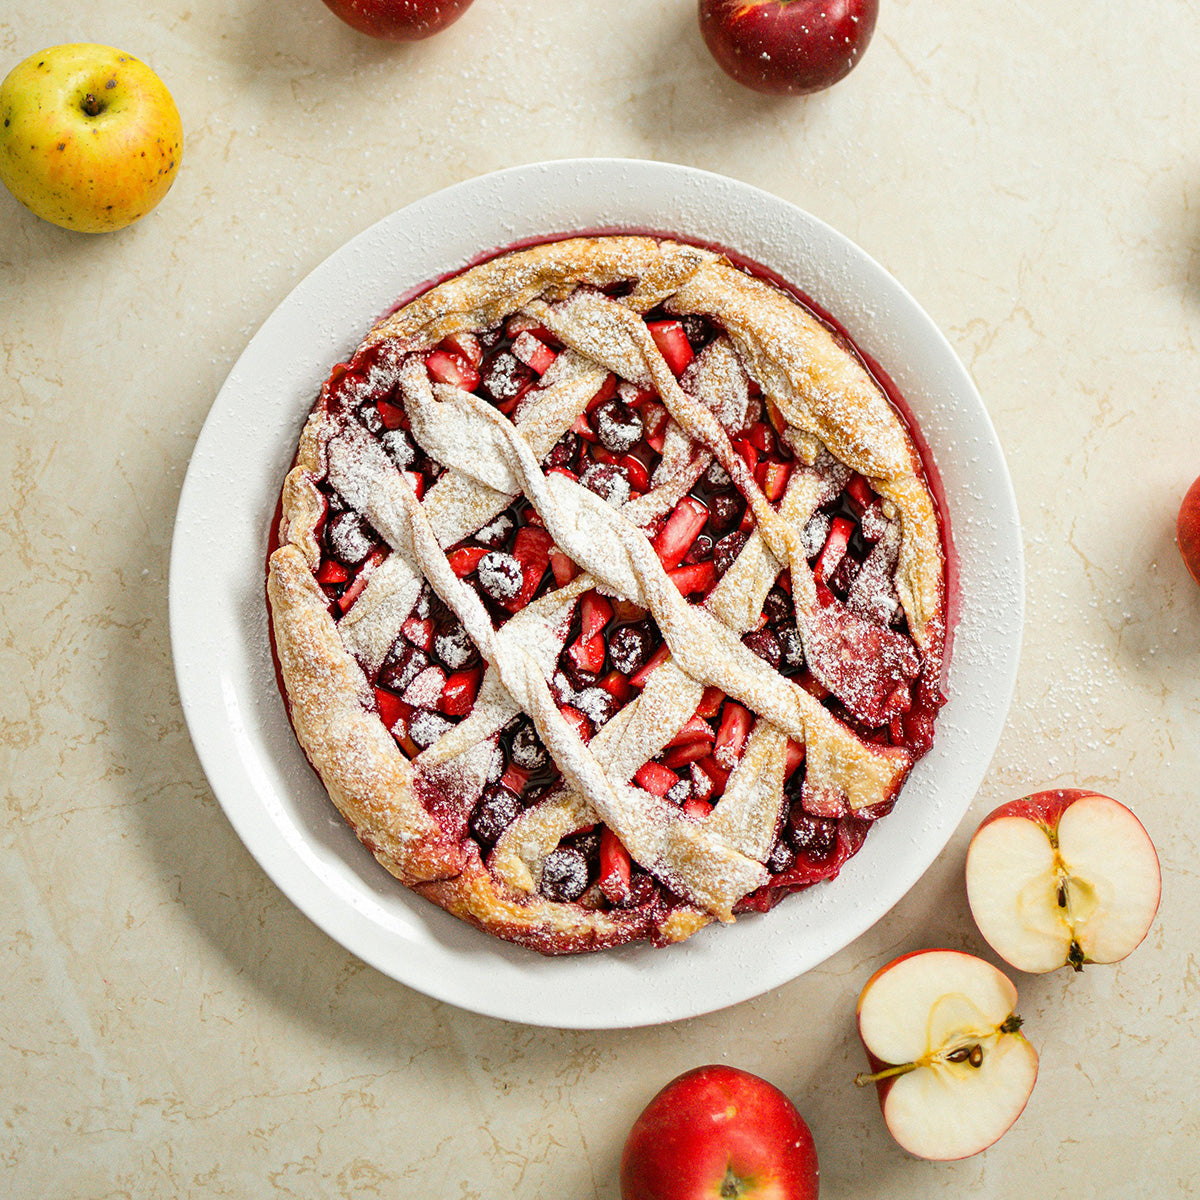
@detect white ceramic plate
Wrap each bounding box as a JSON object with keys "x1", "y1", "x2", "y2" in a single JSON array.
[{"x1": 169, "y1": 159, "x2": 1023, "y2": 1029}]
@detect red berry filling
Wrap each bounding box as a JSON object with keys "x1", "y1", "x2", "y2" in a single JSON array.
[{"x1": 307, "y1": 299, "x2": 944, "y2": 915}]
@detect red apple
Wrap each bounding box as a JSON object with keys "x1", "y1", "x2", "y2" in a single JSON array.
[
  {"x1": 698, "y1": 0, "x2": 879, "y2": 96},
  {"x1": 620, "y1": 1065, "x2": 819, "y2": 1200},
  {"x1": 966, "y1": 790, "x2": 1161, "y2": 974},
  {"x1": 1178, "y1": 473, "x2": 1200, "y2": 585},
  {"x1": 320, "y1": 0, "x2": 476, "y2": 41},
  {"x1": 855, "y1": 949, "x2": 1038, "y2": 1160}
]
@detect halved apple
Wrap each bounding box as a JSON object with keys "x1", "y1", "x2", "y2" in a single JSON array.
[
  {"x1": 855, "y1": 949, "x2": 1038, "y2": 1160},
  {"x1": 966, "y1": 790, "x2": 1161, "y2": 974}
]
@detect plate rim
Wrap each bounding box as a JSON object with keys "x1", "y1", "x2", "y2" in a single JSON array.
[{"x1": 169, "y1": 157, "x2": 1024, "y2": 1029}]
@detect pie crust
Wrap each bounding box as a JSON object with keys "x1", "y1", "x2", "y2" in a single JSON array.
[{"x1": 267, "y1": 234, "x2": 947, "y2": 955}]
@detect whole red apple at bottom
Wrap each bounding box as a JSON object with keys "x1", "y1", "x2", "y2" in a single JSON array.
[
  {"x1": 698, "y1": 0, "x2": 879, "y2": 96},
  {"x1": 320, "y1": 0, "x2": 475, "y2": 40},
  {"x1": 1178, "y1": 474, "x2": 1200, "y2": 584},
  {"x1": 620, "y1": 1065, "x2": 819, "y2": 1200}
]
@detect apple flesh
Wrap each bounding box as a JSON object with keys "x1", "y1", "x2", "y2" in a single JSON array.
[
  {"x1": 320, "y1": 0, "x2": 476, "y2": 40},
  {"x1": 620, "y1": 1064, "x2": 819, "y2": 1200},
  {"x1": 855, "y1": 949, "x2": 1038, "y2": 1161},
  {"x1": 1178, "y1": 474, "x2": 1200, "y2": 585},
  {"x1": 0, "y1": 43, "x2": 182, "y2": 233},
  {"x1": 698, "y1": 0, "x2": 879, "y2": 96},
  {"x1": 966, "y1": 790, "x2": 1161, "y2": 974}
]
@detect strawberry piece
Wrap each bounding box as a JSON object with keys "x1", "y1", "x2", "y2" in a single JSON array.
[
  {"x1": 567, "y1": 634, "x2": 607, "y2": 676},
  {"x1": 549, "y1": 547, "x2": 580, "y2": 587},
  {"x1": 439, "y1": 668, "x2": 482, "y2": 717},
  {"x1": 690, "y1": 755, "x2": 730, "y2": 803},
  {"x1": 785, "y1": 738, "x2": 806, "y2": 778},
  {"x1": 629, "y1": 643, "x2": 670, "y2": 688},
  {"x1": 802, "y1": 580, "x2": 921, "y2": 727},
  {"x1": 618, "y1": 454, "x2": 650, "y2": 493},
  {"x1": 652, "y1": 496, "x2": 710, "y2": 570},
  {"x1": 798, "y1": 671, "x2": 831, "y2": 701},
  {"x1": 635, "y1": 762, "x2": 680, "y2": 798},
  {"x1": 646, "y1": 319, "x2": 695, "y2": 376},
  {"x1": 597, "y1": 669, "x2": 634, "y2": 705},
  {"x1": 667, "y1": 560, "x2": 717, "y2": 597},
  {"x1": 713, "y1": 702, "x2": 753, "y2": 769},
  {"x1": 376, "y1": 399, "x2": 406, "y2": 430},
  {"x1": 315, "y1": 559, "x2": 349, "y2": 586},
  {"x1": 757, "y1": 460, "x2": 792, "y2": 503},
  {"x1": 547, "y1": 465, "x2": 579, "y2": 484},
  {"x1": 579, "y1": 591, "x2": 614, "y2": 642},
  {"x1": 746, "y1": 421, "x2": 777, "y2": 454},
  {"x1": 560, "y1": 704, "x2": 592, "y2": 743},
  {"x1": 403, "y1": 470, "x2": 426, "y2": 501},
  {"x1": 439, "y1": 330, "x2": 483, "y2": 367},
  {"x1": 448, "y1": 545, "x2": 489, "y2": 577},
  {"x1": 666, "y1": 714, "x2": 717, "y2": 748},
  {"x1": 425, "y1": 348, "x2": 480, "y2": 392},
  {"x1": 846, "y1": 472, "x2": 874, "y2": 513},
  {"x1": 777, "y1": 569, "x2": 792, "y2": 593},
  {"x1": 499, "y1": 526, "x2": 553, "y2": 612},
  {"x1": 500, "y1": 762, "x2": 531, "y2": 796},
  {"x1": 504, "y1": 314, "x2": 557, "y2": 342},
  {"x1": 695, "y1": 686, "x2": 725, "y2": 720},
  {"x1": 511, "y1": 330, "x2": 557, "y2": 376},
  {"x1": 683, "y1": 797, "x2": 714, "y2": 821},
  {"x1": 586, "y1": 373, "x2": 619, "y2": 412},
  {"x1": 571, "y1": 411, "x2": 598, "y2": 443},
  {"x1": 590, "y1": 444, "x2": 618, "y2": 466},
  {"x1": 642, "y1": 402, "x2": 669, "y2": 452},
  {"x1": 402, "y1": 615, "x2": 436, "y2": 650},
  {"x1": 337, "y1": 547, "x2": 386, "y2": 614},
  {"x1": 663, "y1": 741, "x2": 713, "y2": 770},
  {"x1": 815, "y1": 515, "x2": 854, "y2": 582},
  {"x1": 598, "y1": 827, "x2": 632, "y2": 905},
  {"x1": 737, "y1": 506, "x2": 755, "y2": 534},
  {"x1": 731, "y1": 438, "x2": 754, "y2": 469},
  {"x1": 373, "y1": 687, "x2": 406, "y2": 732},
  {"x1": 617, "y1": 380, "x2": 659, "y2": 408}
]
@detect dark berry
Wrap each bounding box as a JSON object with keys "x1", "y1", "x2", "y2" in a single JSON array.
[
  {"x1": 765, "y1": 839, "x2": 795, "y2": 874},
  {"x1": 473, "y1": 511, "x2": 515, "y2": 548},
  {"x1": 786, "y1": 806, "x2": 837, "y2": 859},
  {"x1": 380, "y1": 428, "x2": 416, "y2": 470},
  {"x1": 476, "y1": 550, "x2": 523, "y2": 601},
  {"x1": 593, "y1": 398, "x2": 643, "y2": 454},
  {"x1": 776, "y1": 625, "x2": 805, "y2": 673},
  {"x1": 469, "y1": 785, "x2": 522, "y2": 845},
  {"x1": 607, "y1": 622, "x2": 654, "y2": 676},
  {"x1": 432, "y1": 622, "x2": 478, "y2": 670},
  {"x1": 680, "y1": 313, "x2": 714, "y2": 350},
  {"x1": 762, "y1": 585, "x2": 792, "y2": 626},
  {"x1": 479, "y1": 350, "x2": 535, "y2": 405},
  {"x1": 572, "y1": 686, "x2": 620, "y2": 728},
  {"x1": 357, "y1": 401, "x2": 384, "y2": 435},
  {"x1": 324, "y1": 510, "x2": 376, "y2": 566},
  {"x1": 377, "y1": 643, "x2": 429, "y2": 693},
  {"x1": 540, "y1": 847, "x2": 590, "y2": 902},
  {"x1": 684, "y1": 533, "x2": 714, "y2": 564},
  {"x1": 408, "y1": 708, "x2": 455, "y2": 750},
  {"x1": 706, "y1": 491, "x2": 743, "y2": 533},
  {"x1": 704, "y1": 460, "x2": 732, "y2": 490},
  {"x1": 544, "y1": 430, "x2": 580, "y2": 471},
  {"x1": 743, "y1": 627, "x2": 782, "y2": 669},
  {"x1": 509, "y1": 720, "x2": 548, "y2": 771},
  {"x1": 580, "y1": 461, "x2": 631, "y2": 508},
  {"x1": 713, "y1": 530, "x2": 749, "y2": 575}
]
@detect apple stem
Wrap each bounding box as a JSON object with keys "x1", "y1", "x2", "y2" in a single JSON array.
[
  {"x1": 81, "y1": 93, "x2": 103, "y2": 117},
  {"x1": 854, "y1": 1061, "x2": 919, "y2": 1087}
]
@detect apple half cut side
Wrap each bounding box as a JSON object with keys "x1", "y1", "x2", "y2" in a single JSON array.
[
  {"x1": 855, "y1": 950, "x2": 1038, "y2": 1161},
  {"x1": 965, "y1": 790, "x2": 1161, "y2": 974}
]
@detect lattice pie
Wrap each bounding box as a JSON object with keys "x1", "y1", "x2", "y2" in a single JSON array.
[{"x1": 267, "y1": 235, "x2": 948, "y2": 954}]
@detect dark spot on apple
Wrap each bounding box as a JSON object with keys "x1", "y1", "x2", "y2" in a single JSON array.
[
  {"x1": 57, "y1": 142, "x2": 65, "y2": 151},
  {"x1": 105, "y1": 78, "x2": 116, "y2": 89}
]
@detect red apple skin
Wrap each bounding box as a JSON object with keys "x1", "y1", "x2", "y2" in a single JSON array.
[
  {"x1": 320, "y1": 0, "x2": 475, "y2": 41},
  {"x1": 620, "y1": 1065, "x2": 819, "y2": 1200},
  {"x1": 698, "y1": 0, "x2": 879, "y2": 96},
  {"x1": 974, "y1": 788, "x2": 1097, "y2": 834},
  {"x1": 1178, "y1": 474, "x2": 1200, "y2": 585}
]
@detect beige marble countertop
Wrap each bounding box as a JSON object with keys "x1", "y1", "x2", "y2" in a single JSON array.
[{"x1": 3, "y1": 2, "x2": 1198, "y2": 1195}]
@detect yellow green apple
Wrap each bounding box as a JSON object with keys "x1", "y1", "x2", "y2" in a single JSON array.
[{"x1": 0, "y1": 43, "x2": 183, "y2": 233}]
